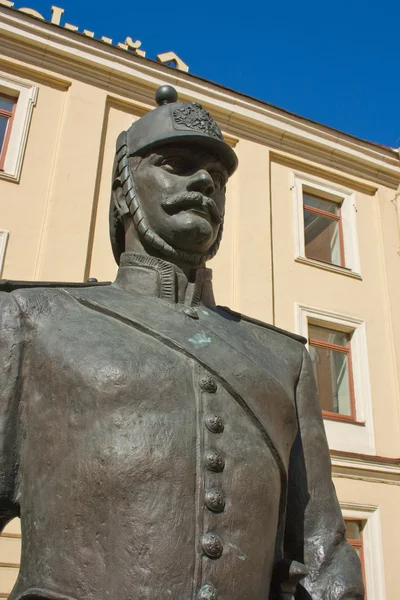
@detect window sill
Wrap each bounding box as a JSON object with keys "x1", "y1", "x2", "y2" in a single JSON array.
[
  {"x1": 295, "y1": 255, "x2": 362, "y2": 280},
  {"x1": 0, "y1": 170, "x2": 19, "y2": 183},
  {"x1": 322, "y1": 411, "x2": 366, "y2": 426}
]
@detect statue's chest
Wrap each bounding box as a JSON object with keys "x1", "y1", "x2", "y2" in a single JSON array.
[
  {"x1": 23, "y1": 299, "x2": 299, "y2": 474},
  {"x1": 19, "y1": 306, "x2": 288, "y2": 600},
  {"x1": 30, "y1": 303, "x2": 191, "y2": 400}
]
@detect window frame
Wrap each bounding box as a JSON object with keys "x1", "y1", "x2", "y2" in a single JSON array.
[
  {"x1": 308, "y1": 325, "x2": 357, "y2": 423},
  {"x1": 292, "y1": 173, "x2": 361, "y2": 278},
  {"x1": 0, "y1": 229, "x2": 9, "y2": 277},
  {"x1": 0, "y1": 93, "x2": 17, "y2": 171},
  {"x1": 0, "y1": 71, "x2": 38, "y2": 182},
  {"x1": 341, "y1": 504, "x2": 387, "y2": 600},
  {"x1": 295, "y1": 303, "x2": 375, "y2": 454}
]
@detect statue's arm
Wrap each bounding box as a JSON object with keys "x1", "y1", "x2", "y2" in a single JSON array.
[
  {"x1": 285, "y1": 346, "x2": 364, "y2": 600},
  {"x1": 0, "y1": 292, "x2": 23, "y2": 532}
]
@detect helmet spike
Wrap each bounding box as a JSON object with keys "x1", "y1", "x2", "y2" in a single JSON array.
[{"x1": 155, "y1": 85, "x2": 178, "y2": 106}]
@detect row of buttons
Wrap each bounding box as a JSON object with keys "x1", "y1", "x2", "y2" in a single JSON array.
[{"x1": 198, "y1": 375, "x2": 224, "y2": 599}]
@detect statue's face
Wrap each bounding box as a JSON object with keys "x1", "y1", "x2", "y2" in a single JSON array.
[{"x1": 131, "y1": 143, "x2": 228, "y2": 255}]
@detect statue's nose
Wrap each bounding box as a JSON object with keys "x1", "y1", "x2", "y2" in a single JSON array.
[{"x1": 187, "y1": 169, "x2": 215, "y2": 196}]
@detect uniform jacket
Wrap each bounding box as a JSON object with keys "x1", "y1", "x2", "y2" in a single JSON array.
[{"x1": 0, "y1": 253, "x2": 364, "y2": 600}]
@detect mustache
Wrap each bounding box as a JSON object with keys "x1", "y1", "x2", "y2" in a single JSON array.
[{"x1": 160, "y1": 192, "x2": 223, "y2": 224}]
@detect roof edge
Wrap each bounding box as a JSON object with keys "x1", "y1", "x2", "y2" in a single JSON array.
[{"x1": 0, "y1": 5, "x2": 399, "y2": 186}]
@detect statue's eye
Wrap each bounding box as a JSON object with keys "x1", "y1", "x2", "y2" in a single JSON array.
[
  {"x1": 210, "y1": 171, "x2": 226, "y2": 190},
  {"x1": 160, "y1": 156, "x2": 187, "y2": 173}
]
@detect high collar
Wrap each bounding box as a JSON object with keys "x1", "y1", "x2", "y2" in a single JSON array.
[{"x1": 113, "y1": 252, "x2": 216, "y2": 307}]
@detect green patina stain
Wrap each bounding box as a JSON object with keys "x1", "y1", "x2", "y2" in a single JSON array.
[{"x1": 188, "y1": 332, "x2": 212, "y2": 348}]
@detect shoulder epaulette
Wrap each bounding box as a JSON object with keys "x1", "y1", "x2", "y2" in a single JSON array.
[
  {"x1": 218, "y1": 306, "x2": 307, "y2": 345},
  {"x1": 0, "y1": 279, "x2": 112, "y2": 293}
]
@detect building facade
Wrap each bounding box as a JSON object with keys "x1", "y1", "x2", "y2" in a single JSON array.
[{"x1": 1, "y1": 3, "x2": 400, "y2": 598}]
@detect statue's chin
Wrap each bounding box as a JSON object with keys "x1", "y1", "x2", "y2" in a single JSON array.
[{"x1": 160, "y1": 213, "x2": 217, "y2": 254}]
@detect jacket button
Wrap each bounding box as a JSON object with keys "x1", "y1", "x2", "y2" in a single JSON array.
[
  {"x1": 205, "y1": 489, "x2": 225, "y2": 513},
  {"x1": 204, "y1": 450, "x2": 225, "y2": 472},
  {"x1": 204, "y1": 413, "x2": 224, "y2": 434},
  {"x1": 197, "y1": 584, "x2": 218, "y2": 599},
  {"x1": 201, "y1": 533, "x2": 223, "y2": 559},
  {"x1": 199, "y1": 375, "x2": 217, "y2": 393}
]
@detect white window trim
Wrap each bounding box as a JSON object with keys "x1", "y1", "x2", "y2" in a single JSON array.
[
  {"x1": 0, "y1": 72, "x2": 38, "y2": 182},
  {"x1": 292, "y1": 172, "x2": 362, "y2": 277},
  {"x1": 295, "y1": 303, "x2": 376, "y2": 455},
  {"x1": 0, "y1": 229, "x2": 9, "y2": 277},
  {"x1": 341, "y1": 503, "x2": 387, "y2": 600}
]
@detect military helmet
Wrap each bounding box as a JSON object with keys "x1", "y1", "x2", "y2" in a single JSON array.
[{"x1": 117, "y1": 85, "x2": 238, "y2": 175}]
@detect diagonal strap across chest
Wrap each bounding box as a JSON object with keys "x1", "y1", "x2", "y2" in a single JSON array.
[{"x1": 65, "y1": 286, "x2": 297, "y2": 480}]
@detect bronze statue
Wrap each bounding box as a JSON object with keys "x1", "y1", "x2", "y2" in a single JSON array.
[{"x1": 0, "y1": 85, "x2": 364, "y2": 600}]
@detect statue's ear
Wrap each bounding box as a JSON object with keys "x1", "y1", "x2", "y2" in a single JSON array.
[{"x1": 112, "y1": 179, "x2": 130, "y2": 217}]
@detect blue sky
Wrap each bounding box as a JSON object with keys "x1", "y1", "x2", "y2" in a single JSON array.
[{"x1": 9, "y1": 0, "x2": 399, "y2": 148}]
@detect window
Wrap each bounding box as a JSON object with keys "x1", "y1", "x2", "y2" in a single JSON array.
[
  {"x1": 0, "y1": 72, "x2": 38, "y2": 181},
  {"x1": 308, "y1": 324, "x2": 355, "y2": 421},
  {"x1": 345, "y1": 519, "x2": 367, "y2": 595},
  {"x1": 0, "y1": 229, "x2": 9, "y2": 277},
  {"x1": 292, "y1": 174, "x2": 361, "y2": 277},
  {"x1": 0, "y1": 94, "x2": 17, "y2": 171},
  {"x1": 341, "y1": 504, "x2": 387, "y2": 600},
  {"x1": 303, "y1": 191, "x2": 344, "y2": 267},
  {"x1": 296, "y1": 304, "x2": 375, "y2": 454}
]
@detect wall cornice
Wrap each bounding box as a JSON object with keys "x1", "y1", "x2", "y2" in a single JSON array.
[
  {"x1": 331, "y1": 450, "x2": 400, "y2": 485},
  {"x1": 271, "y1": 152, "x2": 378, "y2": 194},
  {"x1": 0, "y1": 7, "x2": 399, "y2": 188},
  {"x1": 0, "y1": 52, "x2": 72, "y2": 88}
]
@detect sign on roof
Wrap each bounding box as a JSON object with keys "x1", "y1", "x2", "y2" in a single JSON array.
[{"x1": 0, "y1": 1, "x2": 189, "y2": 72}]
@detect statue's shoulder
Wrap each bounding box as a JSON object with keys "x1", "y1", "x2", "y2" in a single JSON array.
[
  {"x1": 0, "y1": 280, "x2": 113, "y2": 328},
  {"x1": 0, "y1": 279, "x2": 111, "y2": 293},
  {"x1": 0, "y1": 279, "x2": 112, "y2": 313},
  {"x1": 218, "y1": 306, "x2": 307, "y2": 345}
]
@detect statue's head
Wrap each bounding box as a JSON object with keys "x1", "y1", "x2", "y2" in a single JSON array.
[{"x1": 110, "y1": 85, "x2": 238, "y2": 267}]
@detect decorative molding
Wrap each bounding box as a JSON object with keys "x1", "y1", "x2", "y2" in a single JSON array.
[
  {"x1": 0, "y1": 53, "x2": 72, "y2": 88},
  {"x1": 296, "y1": 303, "x2": 365, "y2": 328},
  {"x1": 341, "y1": 501, "x2": 380, "y2": 511},
  {"x1": 0, "y1": 229, "x2": 9, "y2": 276},
  {"x1": 225, "y1": 111, "x2": 400, "y2": 190},
  {"x1": 0, "y1": 70, "x2": 38, "y2": 181},
  {"x1": 271, "y1": 151, "x2": 378, "y2": 195},
  {"x1": 106, "y1": 93, "x2": 150, "y2": 118},
  {"x1": 0, "y1": 8, "x2": 399, "y2": 188},
  {"x1": 0, "y1": 531, "x2": 20, "y2": 539},
  {"x1": 295, "y1": 256, "x2": 363, "y2": 279},
  {"x1": 222, "y1": 132, "x2": 239, "y2": 148},
  {"x1": 332, "y1": 451, "x2": 400, "y2": 485},
  {"x1": 295, "y1": 303, "x2": 376, "y2": 455}
]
